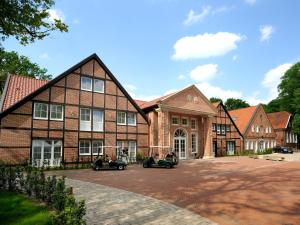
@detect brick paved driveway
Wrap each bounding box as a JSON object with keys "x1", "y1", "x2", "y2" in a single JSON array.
[{"x1": 54, "y1": 157, "x2": 300, "y2": 225}]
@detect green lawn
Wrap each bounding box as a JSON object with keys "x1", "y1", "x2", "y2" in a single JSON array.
[{"x1": 0, "y1": 191, "x2": 52, "y2": 225}]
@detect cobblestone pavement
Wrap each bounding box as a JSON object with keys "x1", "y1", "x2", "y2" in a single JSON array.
[
  {"x1": 52, "y1": 157, "x2": 300, "y2": 225},
  {"x1": 66, "y1": 179, "x2": 217, "y2": 225}
]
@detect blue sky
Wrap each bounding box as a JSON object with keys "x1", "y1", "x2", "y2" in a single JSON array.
[{"x1": 3, "y1": 0, "x2": 300, "y2": 104}]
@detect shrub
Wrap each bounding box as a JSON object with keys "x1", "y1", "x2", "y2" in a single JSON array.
[{"x1": 0, "y1": 164, "x2": 86, "y2": 225}]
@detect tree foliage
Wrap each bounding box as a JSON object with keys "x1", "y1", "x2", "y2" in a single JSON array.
[
  {"x1": 0, "y1": 48, "x2": 52, "y2": 93},
  {"x1": 209, "y1": 97, "x2": 222, "y2": 103},
  {"x1": 276, "y1": 62, "x2": 300, "y2": 135},
  {"x1": 0, "y1": 0, "x2": 68, "y2": 45},
  {"x1": 224, "y1": 98, "x2": 250, "y2": 111}
]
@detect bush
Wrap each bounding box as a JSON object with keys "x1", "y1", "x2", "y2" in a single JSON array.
[{"x1": 0, "y1": 164, "x2": 86, "y2": 225}]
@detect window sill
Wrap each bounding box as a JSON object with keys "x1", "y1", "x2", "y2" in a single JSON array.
[
  {"x1": 128, "y1": 124, "x2": 136, "y2": 127},
  {"x1": 33, "y1": 117, "x2": 48, "y2": 120},
  {"x1": 117, "y1": 123, "x2": 126, "y2": 126}
]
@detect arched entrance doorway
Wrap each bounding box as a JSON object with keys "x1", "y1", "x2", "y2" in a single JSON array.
[{"x1": 174, "y1": 129, "x2": 187, "y2": 159}]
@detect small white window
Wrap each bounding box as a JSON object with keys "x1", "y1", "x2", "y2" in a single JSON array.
[
  {"x1": 94, "y1": 79, "x2": 104, "y2": 93},
  {"x1": 212, "y1": 124, "x2": 216, "y2": 131},
  {"x1": 216, "y1": 124, "x2": 221, "y2": 134},
  {"x1": 93, "y1": 110, "x2": 104, "y2": 131},
  {"x1": 80, "y1": 108, "x2": 91, "y2": 131},
  {"x1": 117, "y1": 111, "x2": 126, "y2": 125},
  {"x1": 92, "y1": 141, "x2": 103, "y2": 155},
  {"x1": 172, "y1": 117, "x2": 179, "y2": 125},
  {"x1": 34, "y1": 103, "x2": 48, "y2": 119},
  {"x1": 79, "y1": 140, "x2": 91, "y2": 155},
  {"x1": 191, "y1": 119, "x2": 197, "y2": 130},
  {"x1": 181, "y1": 118, "x2": 188, "y2": 126},
  {"x1": 50, "y1": 104, "x2": 63, "y2": 121},
  {"x1": 191, "y1": 133, "x2": 197, "y2": 153},
  {"x1": 256, "y1": 126, "x2": 259, "y2": 133},
  {"x1": 226, "y1": 125, "x2": 230, "y2": 132},
  {"x1": 127, "y1": 112, "x2": 136, "y2": 126},
  {"x1": 252, "y1": 125, "x2": 255, "y2": 132},
  {"x1": 245, "y1": 140, "x2": 249, "y2": 150},
  {"x1": 265, "y1": 127, "x2": 268, "y2": 133},
  {"x1": 81, "y1": 77, "x2": 92, "y2": 91},
  {"x1": 221, "y1": 125, "x2": 226, "y2": 135}
]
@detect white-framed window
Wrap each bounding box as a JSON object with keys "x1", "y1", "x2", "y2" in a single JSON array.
[
  {"x1": 191, "y1": 133, "x2": 197, "y2": 153},
  {"x1": 256, "y1": 126, "x2": 259, "y2": 133},
  {"x1": 81, "y1": 76, "x2": 92, "y2": 91},
  {"x1": 80, "y1": 108, "x2": 91, "y2": 131},
  {"x1": 226, "y1": 141, "x2": 235, "y2": 155},
  {"x1": 79, "y1": 140, "x2": 91, "y2": 155},
  {"x1": 93, "y1": 110, "x2": 104, "y2": 131},
  {"x1": 265, "y1": 127, "x2": 268, "y2": 133},
  {"x1": 94, "y1": 79, "x2": 104, "y2": 93},
  {"x1": 128, "y1": 141, "x2": 137, "y2": 162},
  {"x1": 216, "y1": 124, "x2": 221, "y2": 134},
  {"x1": 250, "y1": 141, "x2": 253, "y2": 149},
  {"x1": 92, "y1": 140, "x2": 103, "y2": 155},
  {"x1": 32, "y1": 140, "x2": 62, "y2": 167},
  {"x1": 212, "y1": 123, "x2": 216, "y2": 131},
  {"x1": 172, "y1": 116, "x2": 179, "y2": 125},
  {"x1": 50, "y1": 104, "x2": 63, "y2": 121},
  {"x1": 181, "y1": 117, "x2": 188, "y2": 126},
  {"x1": 191, "y1": 119, "x2": 197, "y2": 130},
  {"x1": 34, "y1": 103, "x2": 48, "y2": 120},
  {"x1": 117, "y1": 111, "x2": 126, "y2": 125},
  {"x1": 127, "y1": 112, "x2": 136, "y2": 126},
  {"x1": 226, "y1": 125, "x2": 230, "y2": 132},
  {"x1": 245, "y1": 140, "x2": 249, "y2": 150},
  {"x1": 252, "y1": 125, "x2": 255, "y2": 132},
  {"x1": 221, "y1": 125, "x2": 226, "y2": 135}
]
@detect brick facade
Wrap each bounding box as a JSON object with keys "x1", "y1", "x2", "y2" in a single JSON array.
[{"x1": 0, "y1": 54, "x2": 149, "y2": 165}]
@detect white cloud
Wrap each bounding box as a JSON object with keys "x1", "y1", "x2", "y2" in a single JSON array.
[
  {"x1": 172, "y1": 32, "x2": 244, "y2": 60},
  {"x1": 40, "y1": 53, "x2": 50, "y2": 60},
  {"x1": 262, "y1": 63, "x2": 292, "y2": 99},
  {"x1": 260, "y1": 25, "x2": 274, "y2": 42},
  {"x1": 232, "y1": 55, "x2": 238, "y2": 61},
  {"x1": 177, "y1": 74, "x2": 186, "y2": 80},
  {"x1": 183, "y1": 5, "x2": 233, "y2": 26},
  {"x1": 196, "y1": 82, "x2": 242, "y2": 101},
  {"x1": 190, "y1": 64, "x2": 218, "y2": 82},
  {"x1": 245, "y1": 0, "x2": 256, "y2": 5},
  {"x1": 183, "y1": 6, "x2": 211, "y2": 26},
  {"x1": 48, "y1": 9, "x2": 65, "y2": 22}
]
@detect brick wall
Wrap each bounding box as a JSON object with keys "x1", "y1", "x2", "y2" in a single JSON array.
[{"x1": 0, "y1": 58, "x2": 149, "y2": 164}]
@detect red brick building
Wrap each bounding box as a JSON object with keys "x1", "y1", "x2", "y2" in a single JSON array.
[
  {"x1": 229, "y1": 104, "x2": 276, "y2": 152},
  {"x1": 267, "y1": 111, "x2": 298, "y2": 149},
  {"x1": 136, "y1": 85, "x2": 217, "y2": 159},
  {"x1": 0, "y1": 54, "x2": 149, "y2": 166},
  {"x1": 212, "y1": 102, "x2": 244, "y2": 156}
]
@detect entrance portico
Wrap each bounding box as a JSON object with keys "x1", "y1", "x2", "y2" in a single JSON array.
[{"x1": 143, "y1": 85, "x2": 217, "y2": 159}]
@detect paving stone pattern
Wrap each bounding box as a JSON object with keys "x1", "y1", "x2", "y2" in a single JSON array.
[{"x1": 66, "y1": 179, "x2": 217, "y2": 225}]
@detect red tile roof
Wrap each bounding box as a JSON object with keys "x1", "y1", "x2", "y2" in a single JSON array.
[
  {"x1": 1, "y1": 75, "x2": 49, "y2": 111},
  {"x1": 229, "y1": 105, "x2": 258, "y2": 134},
  {"x1": 267, "y1": 111, "x2": 291, "y2": 130}
]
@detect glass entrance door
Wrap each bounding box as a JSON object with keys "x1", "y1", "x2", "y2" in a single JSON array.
[{"x1": 174, "y1": 129, "x2": 186, "y2": 159}]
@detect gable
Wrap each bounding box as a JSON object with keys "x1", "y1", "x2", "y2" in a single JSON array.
[
  {"x1": 229, "y1": 106, "x2": 257, "y2": 134},
  {"x1": 244, "y1": 105, "x2": 274, "y2": 135},
  {"x1": 0, "y1": 54, "x2": 148, "y2": 123},
  {"x1": 161, "y1": 86, "x2": 217, "y2": 115}
]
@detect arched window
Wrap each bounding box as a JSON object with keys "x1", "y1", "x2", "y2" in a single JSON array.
[{"x1": 174, "y1": 129, "x2": 186, "y2": 138}]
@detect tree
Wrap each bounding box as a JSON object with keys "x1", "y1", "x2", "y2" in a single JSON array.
[
  {"x1": 0, "y1": 48, "x2": 52, "y2": 93},
  {"x1": 0, "y1": 0, "x2": 68, "y2": 45},
  {"x1": 225, "y1": 98, "x2": 250, "y2": 111},
  {"x1": 277, "y1": 62, "x2": 300, "y2": 135},
  {"x1": 210, "y1": 97, "x2": 222, "y2": 103},
  {"x1": 264, "y1": 98, "x2": 283, "y2": 113}
]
